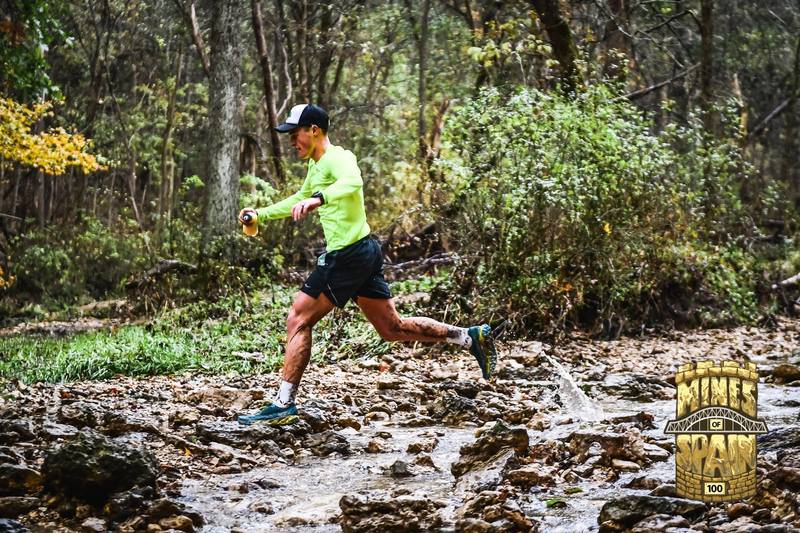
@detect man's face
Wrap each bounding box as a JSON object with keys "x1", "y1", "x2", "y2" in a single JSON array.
[{"x1": 289, "y1": 126, "x2": 317, "y2": 160}]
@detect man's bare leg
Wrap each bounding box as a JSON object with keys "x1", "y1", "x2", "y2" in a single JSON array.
[
  {"x1": 356, "y1": 296, "x2": 466, "y2": 343},
  {"x1": 356, "y1": 295, "x2": 497, "y2": 380},
  {"x1": 282, "y1": 291, "x2": 336, "y2": 384},
  {"x1": 238, "y1": 291, "x2": 335, "y2": 424}
]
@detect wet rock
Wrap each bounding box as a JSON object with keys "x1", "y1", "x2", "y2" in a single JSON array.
[
  {"x1": 611, "y1": 459, "x2": 641, "y2": 472},
  {"x1": 0, "y1": 519, "x2": 30, "y2": 532},
  {"x1": 411, "y1": 453, "x2": 439, "y2": 471},
  {"x1": 337, "y1": 415, "x2": 361, "y2": 431},
  {"x1": 607, "y1": 411, "x2": 656, "y2": 430},
  {"x1": 481, "y1": 499, "x2": 534, "y2": 532},
  {"x1": 39, "y1": 422, "x2": 79, "y2": 441},
  {"x1": 630, "y1": 513, "x2": 690, "y2": 532},
  {"x1": 0, "y1": 465, "x2": 41, "y2": 497},
  {"x1": 457, "y1": 491, "x2": 507, "y2": 518},
  {"x1": 248, "y1": 498, "x2": 275, "y2": 515},
  {"x1": 641, "y1": 442, "x2": 670, "y2": 462},
  {"x1": 398, "y1": 415, "x2": 435, "y2": 427},
  {"x1": 451, "y1": 421, "x2": 529, "y2": 478},
  {"x1": 386, "y1": 460, "x2": 416, "y2": 478},
  {"x1": 58, "y1": 401, "x2": 106, "y2": 429},
  {"x1": 103, "y1": 486, "x2": 155, "y2": 522},
  {"x1": 195, "y1": 421, "x2": 281, "y2": 449},
  {"x1": 759, "y1": 427, "x2": 800, "y2": 453},
  {"x1": 377, "y1": 377, "x2": 402, "y2": 390},
  {"x1": 299, "y1": 404, "x2": 332, "y2": 433},
  {"x1": 625, "y1": 475, "x2": 664, "y2": 490},
  {"x1": 727, "y1": 502, "x2": 753, "y2": 519},
  {"x1": 455, "y1": 449, "x2": 519, "y2": 493},
  {"x1": 649, "y1": 484, "x2": 677, "y2": 497},
  {"x1": 158, "y1": 515, "x2": 193, "y2": 531},
  {"x1": 506, "y1": 463, "x2": 559, "y2": 488},
  {"x1": 438, "y1": 380, "x2": 481, "y2": 400},
  {"x1": 168, "y1": 408, "x2": 200, "y2": 427},
  {"x1": 598, "y1": 495, "x2": 705, "y2": 529},
  {"x1": 181, "y1": 387, "x2": 261, "y2": 414},
  {"x1": 456, "y1": 491, "x2": 533, "y2": 532},
  {"x1": 769, "y1": 466, "x2": 800, "y2": 490},
  {"x1": 302, "y1": 430, "x2": 350, "y2": 457},
  {"x1": 42, "y1": 429, "x2": 159, "y2": 504},
  {"x1": 0, "y1": 422, "x2": 34, "y2": 444},
  {"x1": 596, "y1": 374, "x2": 673, "y2": 402},
  {"x1": 428, "y1": 392, "x2": 480, "y2": 425},
  {"x1": 407, "y1": 437, "x2": 438, "y2": 454},
  {"x1": 454, "y1": 518, "x2": 496, "y2": 532},
  {"x1": 80, "y1": 517, "x2": 107, "y2": 532},
  {"x1": 0, "y1": 496, "x2": 39, "y2": 518},
  {"x1": 365, "y1": 440, "x2": 383, "y2": 453},
  {"x1": 339, "y1": 491, "x2": 444, "y2": 532},
  {"x1": 771, "y1": 363, "x2": 800, "y2": 383},
  {"x1": 566, "y1": 428, "x2": 658, "y2": 466},
  {"x1": 143, "y1": 498, "x2": 203, "y2": 527}
]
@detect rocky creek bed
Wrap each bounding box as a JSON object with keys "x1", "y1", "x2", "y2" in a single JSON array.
[{"x1": 1, "y1": 318, "x2": 799, "y2": 532}]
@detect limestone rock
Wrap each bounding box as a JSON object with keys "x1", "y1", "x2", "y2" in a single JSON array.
[
  {"x1": 506, "y1": 463, "x2": 559, "y2": 488},
  {"x1": 42, "y1": 429, "x2": 159, "y2": 504},
  {"x1": 0, "y1": 519, "x2": 30, "y2": 533},
  {"x1": 0, "y1": 496, "x2": 40, "y2": 518},
  {"x1": 339, "y1": 491, "x2": 444, "y2": 532},
  {"x1": 451, "y1": 421, "x2": 529, "y2": 478},
  {"x1": 302, "y1": 430, "x2": 350, "y2": 457},
  {"x1": 598, "y1": 495, "x2": 705, "y2": 529},
  {"x1": 0, "y1": 465, "x2": 42, "y2": 497},
  {"x1": 630, "y1": 513, "x2": 690, "y2": 532}
]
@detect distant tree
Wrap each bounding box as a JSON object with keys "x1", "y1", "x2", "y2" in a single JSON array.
[
  {"x1": 203, "y1": 0, "x2": 243, "y2": 244},
  {"x1": 0, "y1": 0, "x2": 64, "y2": 100}
]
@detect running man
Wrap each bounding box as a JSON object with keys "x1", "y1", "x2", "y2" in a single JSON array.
[{"x1": 237, "y1": 103, "x2": 497, "y2": 425}]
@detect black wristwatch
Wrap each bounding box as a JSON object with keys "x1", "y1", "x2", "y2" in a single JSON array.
[{"x1": 311, "y1": 191, "x2": 325, "y2": 205}]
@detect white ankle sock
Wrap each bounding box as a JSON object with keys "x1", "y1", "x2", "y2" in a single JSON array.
[
  {"x1": 446, "y1": 327, "x2": 472, "y2": 349},
  {"x1": 273, "y1": 380, "x2": 297, "y2": 407}
]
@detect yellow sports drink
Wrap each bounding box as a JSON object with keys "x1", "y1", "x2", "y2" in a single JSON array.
[{"x1": 242, "y1": 212, "x2": 258, "y2": 236}]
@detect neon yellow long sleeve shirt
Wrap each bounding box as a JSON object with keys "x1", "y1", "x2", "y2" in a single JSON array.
[{"x1": 255, "y1": 145, "x2": 370, "y2": 252}]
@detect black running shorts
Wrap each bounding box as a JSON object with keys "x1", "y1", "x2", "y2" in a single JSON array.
[{"x1": 300, "y1": 235, "x2": 392, "y2": 308}]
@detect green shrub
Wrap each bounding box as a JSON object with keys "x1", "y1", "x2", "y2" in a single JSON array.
[{"x1": 435, "y1": 85, "x2": 774, "y2": 334}]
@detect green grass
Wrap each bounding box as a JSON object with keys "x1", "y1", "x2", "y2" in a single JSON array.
[{"x1": 0, "y1": 276, "x2": 444, "y2": 384}]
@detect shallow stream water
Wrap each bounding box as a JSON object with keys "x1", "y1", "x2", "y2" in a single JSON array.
[{"x1": 179, "y1": 353, "x2": 799, "y2": 533}]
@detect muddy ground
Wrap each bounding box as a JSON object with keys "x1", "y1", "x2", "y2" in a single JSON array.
[{"x1": 1, "y1": 318, "x2": 799, "y2": 532}]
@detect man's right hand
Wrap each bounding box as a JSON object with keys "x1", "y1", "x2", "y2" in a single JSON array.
[{"x1": 238, "y1": 207, "x2": 257, "y2": 225}]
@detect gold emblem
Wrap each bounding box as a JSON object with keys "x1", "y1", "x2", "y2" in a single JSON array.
[{"x1": 665, "y1": 361, "x2": 768, "y2": 502}]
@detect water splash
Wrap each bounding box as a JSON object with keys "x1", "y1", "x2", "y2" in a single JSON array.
[{"x1": 541, "y1": 353, "x2": 605, "y2": 422}]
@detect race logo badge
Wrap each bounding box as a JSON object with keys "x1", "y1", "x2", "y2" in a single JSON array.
[{"x1": 664, "y1": 361, "x2": 768, "y2": 502}]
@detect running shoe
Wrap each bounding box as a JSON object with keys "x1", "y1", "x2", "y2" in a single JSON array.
[
  {"x1": 237, "y1": 402, "x2": 299, "y2": 426},
  {"x1": 468, "y1": 324, "x2": 498, "y2": 380}
]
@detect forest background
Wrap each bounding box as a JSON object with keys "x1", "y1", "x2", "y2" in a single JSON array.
[{"x1": 1, "y1": 0, "x2": 800, "y2": 382}]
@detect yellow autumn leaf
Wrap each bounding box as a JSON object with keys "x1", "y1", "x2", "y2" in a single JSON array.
[{"x1": 0, "y1": 97, "x2": 106, "y2": 175}]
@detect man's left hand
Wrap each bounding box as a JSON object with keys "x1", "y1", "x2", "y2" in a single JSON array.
[{"x1": 291, "y1": 197, "x2": 322, "y2": 221}]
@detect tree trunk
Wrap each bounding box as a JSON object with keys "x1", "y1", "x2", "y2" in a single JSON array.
[
  {"x1": 251, "y1": 0, "x2": 286, "y2": 184},
  {"x1": 602, "y1": 0, "x2": 630, "y2": 83},
  {"x1": 175, "y1": 0, "x2": 211, "y2": 79},
  {"x1": 417, "y1": 0, "x2": 431, "y2": 162},
  {"x1": 700, "y1": 0, "x2": 714, "y2": 131},
  {"x1": 159, "y1": 48, "x2": 183, "y2": 234},
  {"x1": 203, "y1": 0, "x2": 243, "y2": 244},
  {"x1": 530, "y1": 0, "x2": 580, "y2": 95},
  {"x1": 295, "y1": 0, "x2": 310, "y2": 101},
  {"x1": 784, "y1": 33, "x2": 800, "y2": 207}
]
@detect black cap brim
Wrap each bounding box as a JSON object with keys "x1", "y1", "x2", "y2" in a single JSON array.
[{"x1": 275, "y1": 123, "x2": 298, "y2": 133}]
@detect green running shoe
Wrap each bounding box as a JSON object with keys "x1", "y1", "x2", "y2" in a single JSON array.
[
  {"x1": 468, "y1": 324, "x2": 497, "y2": 380},
  {"x1": 237, "y1": 402, "x2": 299, "y2": 426}
]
